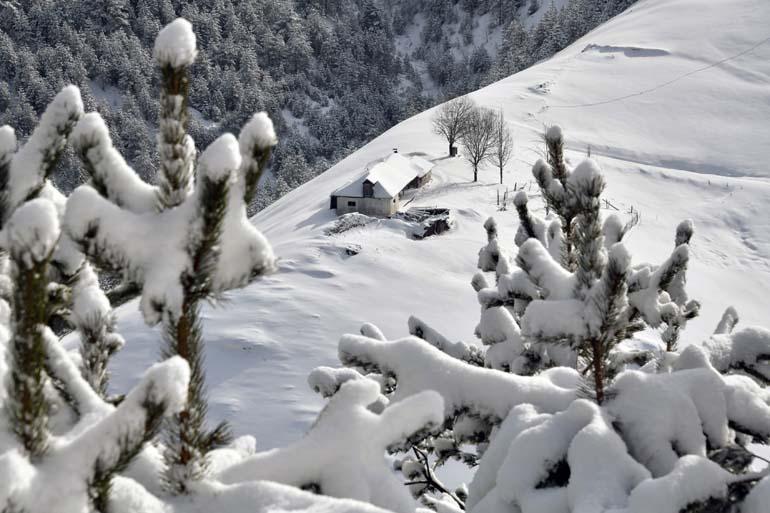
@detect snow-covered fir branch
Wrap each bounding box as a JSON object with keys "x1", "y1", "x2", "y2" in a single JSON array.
[{"x1": 62, "y1": 18, "x2": 278, "y2": 494}]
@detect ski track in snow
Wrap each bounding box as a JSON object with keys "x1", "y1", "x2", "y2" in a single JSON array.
[{"x1": 69, "y1": 0, "x2": 770, "y2": 453}]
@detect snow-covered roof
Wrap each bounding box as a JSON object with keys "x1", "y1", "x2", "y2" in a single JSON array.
[
  {"x1": 332, "y1": 153, "x2": 434, "y2": 199},
  {"x1": 408, "y1": 155, "x2": 434, "y2": 178}
]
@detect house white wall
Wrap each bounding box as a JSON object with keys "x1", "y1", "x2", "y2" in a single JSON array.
[{"x1": 334, "y1": 196, "x2": 399, "y2": 216}]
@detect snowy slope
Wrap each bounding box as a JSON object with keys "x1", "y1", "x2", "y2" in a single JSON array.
[{"x1": 96, "y1": 0, "x2": 770, "y2": 450}]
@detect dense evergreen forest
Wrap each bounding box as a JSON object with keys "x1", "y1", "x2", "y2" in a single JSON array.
[{"x1": 0, "y1": 0, "x2": 635, "y2": 211}]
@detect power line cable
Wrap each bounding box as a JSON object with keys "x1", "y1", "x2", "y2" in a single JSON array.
[{"x1": 549, "y1": 35, "x2": 770, "y2": 109}]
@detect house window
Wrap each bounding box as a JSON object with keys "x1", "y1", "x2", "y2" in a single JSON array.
[
  {"x1": 363, "y1": 182, "x2": 374, "y2": 198},
  {"x1": 347, "y1": 201, "x2": 356, "y2": 207}
]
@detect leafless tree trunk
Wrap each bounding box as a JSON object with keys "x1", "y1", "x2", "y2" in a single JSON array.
[
  {"x1": 432, "y1": 96, "x2": 475, "y2": 156},
  {"x1": 460, "y1": 107, "x2": 497, "y2": 182},
  {"x1": 489, "y1": 109, "x2": 514, "y2": 184}
]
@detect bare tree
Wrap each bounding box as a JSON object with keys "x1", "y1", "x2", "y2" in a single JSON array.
[
  {"x1": 488, "y1": 109, "x2": 514, "y2": 184},
  {"x1": 460, "y1": 107, "x2": 497, "y2": 182},
  {"x1": 432, "y1": 96, "x2": 475, "y2": 156}
]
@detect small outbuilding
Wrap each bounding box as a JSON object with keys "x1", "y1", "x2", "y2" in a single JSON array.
[{"x1": 330, "y1": 152, "x2": 434, "y2": 216}]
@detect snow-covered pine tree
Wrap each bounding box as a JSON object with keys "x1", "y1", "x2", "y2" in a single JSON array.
[
  {"x1": 64, "y1": 19, "x2": 278, "y2": 494},
  {"x1": 531, "y1": 125, "x2": 579, "y2": 269},
  {"x1": 489, "y1": 19, "x2": 530, "y2": 81},
  {"x1": 0, "y1": 87, "x2": 191, "y2": 513},
  {"x1": 0, "y1": 85, "x2": 124, "y2": 419},
  {"x1": 501, "y1": 126, "x2": 701, "y2": 402},
  {"x1": 321, "y1": 125, "x2": 770, "y2": 513}
]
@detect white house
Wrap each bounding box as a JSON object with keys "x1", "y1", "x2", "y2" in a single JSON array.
[{"x1": 330, "y1": 152, "x2": 434, "y2": 216}]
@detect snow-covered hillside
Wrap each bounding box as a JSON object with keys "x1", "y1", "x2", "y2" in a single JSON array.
[{"x1": 97, "y1": 0, "x2": 770, "y2": 451}]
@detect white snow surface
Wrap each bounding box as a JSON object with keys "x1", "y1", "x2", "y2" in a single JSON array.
[{"x1": 81, "y1": 0, "x2": 770, "y2": 459}]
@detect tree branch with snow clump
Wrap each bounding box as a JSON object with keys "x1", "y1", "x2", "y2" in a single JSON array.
[
  {"x1": 64, "y1": 18, "x2": 278, "y2": 493},
  {"x1": 408, "y1": 316, "x2": 484, "y2": 366},
  {"x1": 2, "y1": 199, "x2": 60, "y2": 458},
  {"x1": 700, "y1": 325, "x2": 770, "y2": 386},
  {"x1": 0, "y1": 87, "x2": 125, "y2": 404},
  {"x1": 155, "y1": 18, "x2": 197, "y2": 210},
  {"x1": 218, "y1": 379, "x2": 444, "y2": 513},
  {"x1": 340, "y1": 333, "x2": 578, "y2": 419},
  {"x1": 0, "y1": 105, "x2": 193, "y2": 511},
  {"x1": 308, "y1": 366, "x2": 368, "y2": 398},
  {"x1": 471, "y1": 273, "x2": 529, "y2": 373},
  {"x1": 464, "y1": 277, "x2": 770, "y2": 511},
  {"x1": 337, "y1": 328, "x2": 770, "y2": 513},
  {"x1": 0, "y1": 357, "x2": 190, "y2": 513},
  {"x1": 105, "y1": 478, "x2": 395, "y2": 513},
  {"x1": 0, "y1": 86, "x2": 82, "y2": 224}
]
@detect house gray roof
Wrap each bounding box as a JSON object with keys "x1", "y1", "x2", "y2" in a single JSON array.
[{"x1": 332, "y1": 153, "x2": 434, "y2": 199}]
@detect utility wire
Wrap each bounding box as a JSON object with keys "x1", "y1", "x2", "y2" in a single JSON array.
[{"x1": 549, "y1": 35, "x2": 770, "y2": 109}]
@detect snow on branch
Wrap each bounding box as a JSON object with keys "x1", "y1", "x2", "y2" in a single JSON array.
[
  {"x1": 1, "y1": 86, "x2": 126, "y2": 407},
  {"x1": 64, "y1": 135, "x2": 275, "y2": 326},
  {"x1": 2, "y1": 86, "x2": 83, "y2": 225},
  {"x1": 2, "y1": 198, "x2": 61, "y2": 457},
  {"x1": 67, "y1": 263, "x2": 125, "y2": 397},
  {"x1": 107, "y1": 478, "x2": 393, "y2": 513},
  {"x1": 70, "y1": 112, "x2": 157, "y2": 213},
  {"x1": 154, "y1": 18, "x2": 197, "y2": 69},
  {"x1": 700, "y1": 326, "x2": 770, "y2": 385},
  {"x1": 338, "y1": 334, "x2": 577, "y2": 421},
  {"x1": 408, "y1": 316, "x2": 484, "y2": 366},
  {"x1": 465, "y1": 360, "x2": 770, "y2": 513},
  {"x1": 308, "y1": 366, "x2": 367, "y2": 398},
  {"x1": 42, "y1": 326, "x2": 110, "y2": 418},
  {"x1": 217, "y1": 380, "x2": 443, "y2": 513},
  {"x1": 468, "y1": 400, "x2": 650, "y2": 513},
  {"x1": 0, "y1": 357, "x2": 190, "y2": 512},
  {"x1": 239, "y1": 112, "x2": 278, "y2": 204},
  {"x1": 65, "y1": 17, "x2": 279, "y2": 494},
  {"x1": 2, "y1": 198, "x2": 60, "y2": 267}
]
